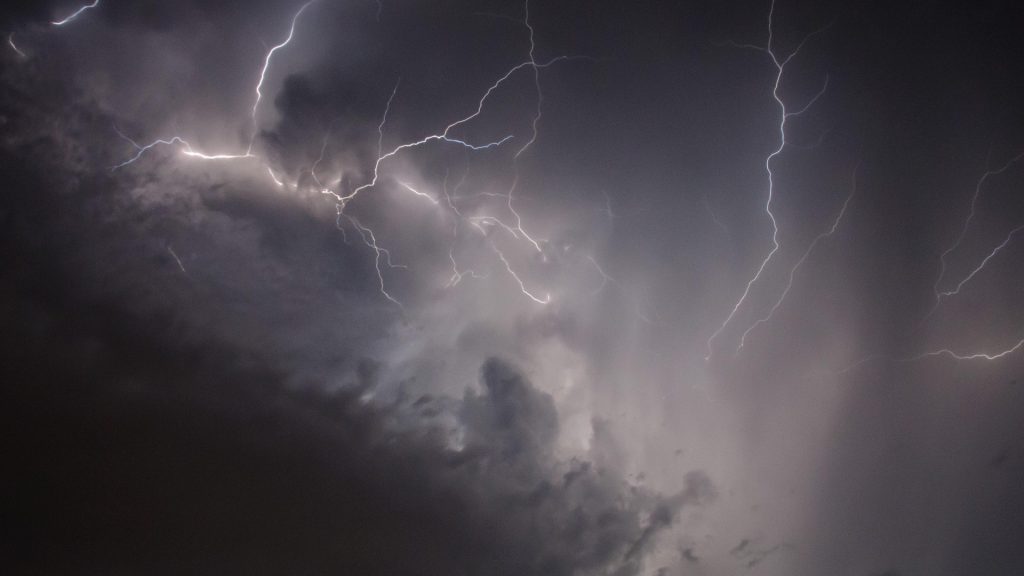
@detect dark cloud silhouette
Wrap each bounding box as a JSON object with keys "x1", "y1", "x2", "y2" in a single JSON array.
[{"x1": 3, "y1": 277, "x2": 708, "y2": 575}]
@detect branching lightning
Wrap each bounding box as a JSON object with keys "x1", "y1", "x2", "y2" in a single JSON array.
[
  {"x1": 441, "y1": 169, "x2": 487, "y2": 288},
  {"x1": 115, "y1": 1, "x2": 317, "y2": 169},
  {"x1": 736, "y1": 164, "x2": 857, "y2": 352},
  {"x1": 927, "y1": 150, "x2": 1024, "y2": 316},
  {"x1": 113, "y1": 131, "x2": 254, "y2": 169},
  {"x1": 315, "y1": 1, "x2": 586, "y2": 305},
  {"x1": 104, "y1": 0, "x2": 590, "y2": 308},
  {"x1": 345, "y1": 215, "x2": 405, "y2": 308},
  {"x1": 936, "y1": 224, "x2": 1024, "y2": 301},
  {"x1": 704, "y1": 0, "x2": 832, "y2": 361}
]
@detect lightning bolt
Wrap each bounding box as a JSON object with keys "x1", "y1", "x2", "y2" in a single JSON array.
[
  {"x1": 51, "y1": 0, "x2": 100, "y2": 27},
  {"x1": 345, "y1": 215, "x2": 405, "y2": 308},
  {"x1": 115, "y1": 1, "x2": 317, "y2": 168},
  {"x1": 935, "y1": 224, "x2": 1024, "y2": 302},
  {"x1": 113, "y1": 131, "x2": 254, "y2": 170},
  {"x1": 841, "y1": 335, "x2": 1024, "y2": 375},
  {"x1": 927, "y1": 150, "x2": 1024, "y2": 315},
  {"x1": 704, "y1": 0, "x2": 832, "y2": 361},
  {"x1": 736, "y1": 164, "x2": 857, "y2": 352},
  {"x1": 317, "y1": 1, "x2": 588, "y2": 305},
  {"x1": 8, "y1": 33, "x2": 26, "y2": 58},
  {"x1": 906, "y1": 338, "x2": 1024, "y2": 362},
  {"x1": 107, "y1": 0, "x2": 586, "y2": 307},
  {"x1": 249, "y1": 0, "x2": 318, "y2": 154},
  {"x1": 492, "y1": 243, "x2": 550, "y2": 305},
  {"x1": 167, "y1": 246, "x2": 187, "y2": 274}
]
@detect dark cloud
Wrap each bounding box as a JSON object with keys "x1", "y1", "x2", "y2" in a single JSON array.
[{"x1": 2, "y1": 290, "x2": 708, "y2": 575}]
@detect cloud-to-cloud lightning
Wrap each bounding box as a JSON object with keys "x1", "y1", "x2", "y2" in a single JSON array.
[
  {"x1": 111, "y1": 0, "x2": 581, "y2": 308},
  {"x1": 113, "y1": 0, "x2": 317, "y2": 169},
  {"x1": 704, "y1": 0, "x2": 831, "y2": 361},
  {"x1": 317, "y1": 1, "x2": 588, "y2": 306},
  {"x1": 906, "y1": 337, "x2": 1024, "y2": 363},
  {"x1": 113, "y1": 132, "x2": 254, "y2": 169}
]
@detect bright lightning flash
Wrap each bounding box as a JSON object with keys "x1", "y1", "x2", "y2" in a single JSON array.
[
  {"x1": 51, "y1": 1, "x2": 101, "y2": 27},
  {"x1": 113, "y1": 0, "x2": 587, "y2": 308}
]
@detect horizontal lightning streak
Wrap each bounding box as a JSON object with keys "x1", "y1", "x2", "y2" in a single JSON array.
[
  {"x1": 907, "y1": 338, "x2": 1024, "y2": 362},
  {"x1": 113, "y1": 130, "x2": 254, "y2": 169}
]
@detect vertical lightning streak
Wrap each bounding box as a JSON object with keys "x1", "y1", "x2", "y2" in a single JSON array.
[
  {"x1": 345, "y1": 216, "x2": 405, "y2": 308},
  {"x1": 737, "y1": 166, "x2": 856, "y2": 352},
  {"x1": 704, "y1": 0, "x2": 831, "y2": 361},
  {"x1": 441, "y1": 169, "x2": 485, "y2": 287},
  {"x1": 438, "y1": 2, "x2": 584, "y2": 256},
  {"x1": 51, "y1": 0, "x2": 100, "y2": 26},
  {"x1": 506, "y1": 0, "x2": 544, "y2": 253},
  {"x1": 249, "y1": 0, "x2": 318, "y2": 154}
]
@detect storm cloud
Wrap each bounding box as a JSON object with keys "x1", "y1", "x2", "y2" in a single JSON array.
[{"x1": 4, "y1": 0, "x2": 1024, "y2": 575}]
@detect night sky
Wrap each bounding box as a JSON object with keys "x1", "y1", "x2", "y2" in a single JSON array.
[{"x1": 3, "y1": 1, "x2": 1024, "y2": 574}]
